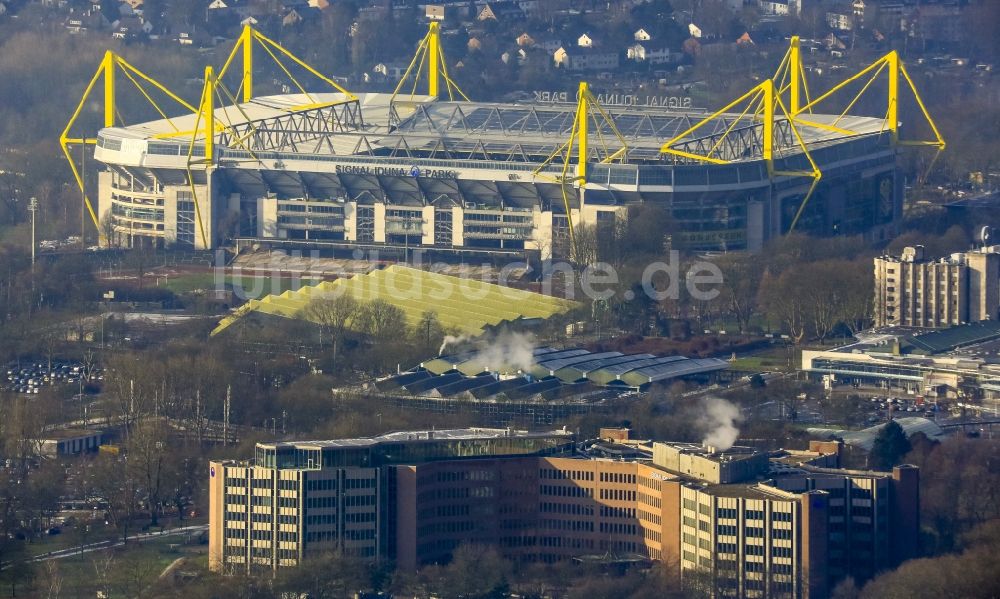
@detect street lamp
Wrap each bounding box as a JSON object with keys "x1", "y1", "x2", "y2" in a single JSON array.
[{"x1": 28, "y1": 197, "x2": 38, "y2": 267}]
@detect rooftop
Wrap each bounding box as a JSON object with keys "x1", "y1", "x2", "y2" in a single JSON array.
[
  {"x1": 96, "y1": 92, "x2": 891, "y2": 167},
  {"x1": 261, "y1": 427, "x2": 573, "y2": 450}
]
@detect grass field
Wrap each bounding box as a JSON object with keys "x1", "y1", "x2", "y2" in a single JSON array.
[
  {"x1": 156, "y1": 272, "x2": 320, "y2": 299},
  {"x1": 23, "y1": 535, "x2": 207, "y2": 597}
]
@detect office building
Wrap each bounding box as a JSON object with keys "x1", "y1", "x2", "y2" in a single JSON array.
[
  {"x1": 874, "y1": 245, "x2": 1000, "y2": 328},
  {"x1": 208, "y1": 429, "x2": 918, "y2": 598}
]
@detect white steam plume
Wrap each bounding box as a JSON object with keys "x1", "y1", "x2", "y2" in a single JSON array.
[
  {"x1": 699, "y1": 397, "x2": 742, "y2": 451},
  {"x1": 474, "y1": 331, "x2": 535, "y2": 374},
  {"x1": 439, "y1": 334, "x2": 471, "y2": 356}
]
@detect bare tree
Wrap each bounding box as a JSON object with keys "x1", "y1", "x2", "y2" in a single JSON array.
[{"x1": 304, "y1": 294, "x2": 359, "y2": 363}]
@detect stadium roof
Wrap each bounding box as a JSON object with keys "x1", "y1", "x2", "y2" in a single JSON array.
[
  {"x1": 97, "y1": 92, "x2": 891, "y2": 167},
  {"x1": 210, "y1": 265, "x2": 577, "y2": 337}
]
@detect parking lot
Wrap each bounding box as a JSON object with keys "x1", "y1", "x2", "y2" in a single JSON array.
[{"x1": 3, "y1": 361, "x2": 102, "y2": 395}]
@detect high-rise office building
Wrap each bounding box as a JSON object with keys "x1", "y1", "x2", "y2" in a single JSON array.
[{"x1": 874, "y1": 245, "x2": 1000, "y2": 328}]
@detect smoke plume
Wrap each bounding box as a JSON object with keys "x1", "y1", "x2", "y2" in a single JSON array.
[
  {"x1": 699, "y1": 397, "x2": 742, "y2": 451},
  {"x1": 474, "y1": 331, "x2": 536, "y2": 374},
  {"x1": 439, "y1": 334, "x2": 471, "y2": 356}
]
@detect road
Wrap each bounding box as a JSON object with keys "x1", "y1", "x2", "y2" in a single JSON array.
[{"x1": 26, "y1": 524, "x2": 207, "y2": 563}]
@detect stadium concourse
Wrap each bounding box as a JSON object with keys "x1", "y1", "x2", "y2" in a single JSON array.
[{"x1": 210, "y1": 265, "x2": 577, "y2": 337}]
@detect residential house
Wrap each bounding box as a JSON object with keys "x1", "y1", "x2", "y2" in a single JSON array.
[
  {"x1": 627, "y1": 41, "x2": 672, "y2": 65},
  {"x1": 308, "y1": 0, "x2": 330, "y2": 9},
  {"x1": 758, "y1": 0, "x2": 800, "y2": 17},
  {"x1": 282, "y1": 6, "x2": 319, "y2": 27},
  {"x1": 688, "y1": 23, "x2": 702, "y2": 38},
  {"x1": 515, "y1": 32, "x2": 534, "y2": 47},
  {"x1": 577, "y1": 33, "x2": 593, "y2": 48},
  {"x1": 373, "y1": 62, "x2": 408, "y2": 79},
  {"x1": 736, "y1": 32, "x2": 754, "y2": 45},
  {"x1": 467, "y1": 37, "x2": 482, "y2": 51},
  {"x1": 634, "y1": 28, "x2": 650, "y2": 41},
  {"x1": 112, "y1": 15, "x2": 149, "y2": 39},
  {"x1": 554, "y1": 46, "x2": 619, "y2": 71},
  {"x1": 477, "y1": 2, "x2": 523, "y2": 22},
  {"x1": 826, "y1": 11, "x2": 854, "y2": 31},
  {"x1": 534, "y1": 35, "x2": 563, "y2": 53},
  {"x1": 207, "y1": 0, "x2": 228, "y2": 9}
]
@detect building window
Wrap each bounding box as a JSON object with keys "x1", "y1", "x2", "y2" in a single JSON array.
[{"x1": 177, "y1": 196, "x2": 195, "y2": 247}]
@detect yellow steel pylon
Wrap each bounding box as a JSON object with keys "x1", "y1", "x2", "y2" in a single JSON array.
[
  {"x1": 216, "y1": 25, "x2": 358, "y2": 110},
  {"x1": 660, "y1": 78, "x2": 821, "y2": 232},
  {"x1": 392, "y1": 21, "x2": 468, "y2": 102},
  {"x1": 531, "y1": 82, "x2": 629, "y2": 261},
  {"x1": 60, "y1": 51, "x2": 198, "y2": 239}
]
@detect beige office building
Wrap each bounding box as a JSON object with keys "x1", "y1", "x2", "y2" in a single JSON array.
[
  {"x1": 874, "y1": 245, "x2": 1000, "y2": 328},
  {"x1": 209, "y1": 430, "x2": 918, "y2": 598}
]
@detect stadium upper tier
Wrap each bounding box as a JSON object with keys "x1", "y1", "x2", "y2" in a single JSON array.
[{"x1": 94, "y1": 92, "x2": 889, "y2": 168}]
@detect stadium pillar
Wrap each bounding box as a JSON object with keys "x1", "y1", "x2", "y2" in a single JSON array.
[
  {"x1": 428, "y1": 21, "x2": 440, "y2": 97},
  {"x1": 789, "y1": 36, "x2": 801, "y2": 115},
  {"x1": 576, "y1": 81, "x2": 588, "y2": 184},
  {"x1": 103, "y1": 51, "x2": 116, "y2": 128}
]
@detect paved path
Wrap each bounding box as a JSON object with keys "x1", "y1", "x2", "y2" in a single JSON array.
[{"x1": 26, "y1": 524, "x2": 208, "y2": 563}]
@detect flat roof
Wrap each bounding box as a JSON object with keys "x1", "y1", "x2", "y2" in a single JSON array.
[{"x1": 263, "y1": 427, "x2": 573, "y2": 450}]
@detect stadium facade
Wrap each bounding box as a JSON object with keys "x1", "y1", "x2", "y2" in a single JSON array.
[
  {"x1": 79, "y1": 31, "x2": 942, "y2": 259},
  {"x1": 93, "y1": 91, "x2": 900, "y2": 257}
]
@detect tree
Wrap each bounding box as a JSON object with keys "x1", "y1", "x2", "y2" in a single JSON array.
[
  {"x1": 869, "y1": 420, "x2": 911, "y2": 471},
  {"x1": 413, "y1": 310, "x2": 444, "y2": 357},
  {"x1": 356, "y1": 299, "x2": 406, "y2": 342},
  {"x1": 305, "y1": 294, "x2": 360, "y2": 364},
  {"x1": 716, "y1": 254, "x2": 764, "y2": 333},
  {"x1": 274, "y1": 551, "x2": 372, "y2": 598},
  {"x1": 435, "y1": 543, "x2": 512, "y2": 599}
]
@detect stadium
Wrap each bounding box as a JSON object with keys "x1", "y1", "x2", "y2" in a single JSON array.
[{"x1": 68, "y1": 27, "x2": 943, "y2": 259}]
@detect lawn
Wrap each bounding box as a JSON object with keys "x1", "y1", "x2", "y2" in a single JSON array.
[
  {"x1": 22, "y1": 534, "x2": 207, "y2": 597},
  {"x1": 156, "y1": 272, "x2": 319, "y2": 299}
]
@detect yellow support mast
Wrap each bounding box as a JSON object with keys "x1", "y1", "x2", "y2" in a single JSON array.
[
  {"x1": 391, "y1": 21, "x2": 469, "y2": 103},
  {"x1": 428, "y1": 21, "x2": 440, "y2": 97},
  {"x1": 242, "y1": 26, "x2": 253, "y2": 103},
  {"x1": 887, "y1": 50, "x2": 899, "y2": 144},
  {"x1": 61, "y1": 51, "x2": 197, "y2": 239},
  {"x1": 531, "y1": 82, "x2": 629, "y2": 261},
  {"x1": 576, "y1": 81, "x2": 588, "y2": 183},
  {"x1": 103, "y1": 51, "x2": 116, "y2": 127},
  {"x1": 789, "y1": 36, "x2": 801, "y2": 115},
  {"x1": 203, "y1": 66, "x2": 215, "y2": 163}
]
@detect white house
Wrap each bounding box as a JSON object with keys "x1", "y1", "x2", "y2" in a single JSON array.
[
  {"x1": 207, "y1": 0, "x2": 228, "y2": 9},
  {"x1": 553, "y1": 46, "x2": 570, "y2": 68},
  {"x1": 555, "y1": 46, "x2": 619, "y2": 71},
  {"x1": 688, "y1": 23, "x2": 702, "y2": 38},
  {"x1": 577, "y1": 33, "x2": 593, "y2": 48},
  {"x1": 634, "y1": 28, "x2": 651, "y2": 41},
  {"x1": 826, "y1": 11, "x2": 853, "y2": 31},
  {"x1": 628, "y1": 42, "x2": 672, "y2": 65},
  {"x1": 758, "y1": 0, "x2": 800, "y2": 17}
]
